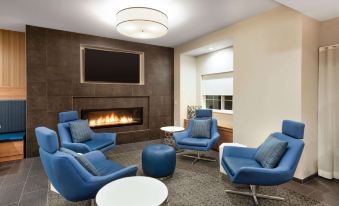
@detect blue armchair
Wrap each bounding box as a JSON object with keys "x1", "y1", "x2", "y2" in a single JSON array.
[
  {"x1": 57, "y1": 111, "x2": 116, "y2": 153},
  {"x1": 35, "y1": 127, "x2": 137, "y2": 202},
  {"x1": 221, "y1": 120, "x2": 305, "y2": 205},
  {"x1": 173, "y1": 109, "x2": 220, "y2": 164}
]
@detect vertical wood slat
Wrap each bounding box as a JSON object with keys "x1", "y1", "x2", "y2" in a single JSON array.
[
  {"x1": 0, "y1": 29, "x2": 26, "y2": 87},
  {"x1": 0, "y1": 29, "x2": 26, "y2": 99}
]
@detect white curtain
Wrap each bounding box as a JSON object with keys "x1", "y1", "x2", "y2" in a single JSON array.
[{"x1": 318, "y1": 45, "x2": 339, "y2": 179}]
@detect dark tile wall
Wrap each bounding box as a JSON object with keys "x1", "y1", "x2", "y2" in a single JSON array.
[{"x1": 26, "y1": 25, "x2": 174, "y2": 157}]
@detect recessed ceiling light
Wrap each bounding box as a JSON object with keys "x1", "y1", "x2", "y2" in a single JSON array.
[
  {"x1": 116, "y1": 7, "x2": 168, "y2": 39},
  {"x1": 208, "y1": 47, "x2": 214, "y2": 51}
]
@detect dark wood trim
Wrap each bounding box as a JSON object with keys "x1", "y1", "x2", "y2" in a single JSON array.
[{"x1": 293, "y1": 173, "x2": 318, "y2": 184}]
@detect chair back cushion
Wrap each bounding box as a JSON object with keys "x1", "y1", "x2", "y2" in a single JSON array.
[
  {"x1": 35, "y1": 127, "x2": 59, "y2": 153},
  {"x1": 191, "y1": 119, "x2": 211, "y2": 138},
  {"x1": 59, "y1": 111, "x2": 79, "y2": 123},
  {"x1": 271, "y1": 132, "x2": 304, "y2": 176},
  {"x1": 69, "y1": 120, "x2": 92, "y2": 143},
  {"x1": 282, "y1": 120, "x2": 305, "y2": 139},
  {"x1": 60, "y1": 147, "x2": 99, "y2": 176},
  {"x1": 57, "y1": 122, "x2": 73, "y2": 144},
  {"x1": 255, "y1": 135, "x2": 288, "y2": 168},
  {"x1": 195, "y1": 109, "x2": 212, "y2": 118}
]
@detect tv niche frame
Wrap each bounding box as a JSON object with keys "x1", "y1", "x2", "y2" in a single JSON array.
[{"x1": 80, "y1": 45, "x2": 145, "y2": 85}]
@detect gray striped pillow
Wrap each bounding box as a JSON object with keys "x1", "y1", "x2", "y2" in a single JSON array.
[
  {"x1": 69, "y1": 120, "x2": 92, "y2": 143},
  {"x1": 255, "y1": 135, "x2": 288, "y2": 168},
  {"x1": 60, "y1": 147, "x2": 100, "y2": 176},
  {"x1": 191, "y1": 119, "x2": 211, "y2": 138}
]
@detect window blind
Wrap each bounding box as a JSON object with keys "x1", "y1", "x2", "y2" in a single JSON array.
[{"x1": 202, "y1": 73, "x2": 233, "y2": 95}]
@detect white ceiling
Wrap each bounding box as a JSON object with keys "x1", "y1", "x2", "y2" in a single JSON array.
[
  {"x1": 184, "y1": 40, "x2": 234, "y2": 56},
  {"x1": 0, "y1": 0, "x2": 279, "y2": 47},
  {"x1": 275, "y1": 0, "x2": 339, "y2": 21}
]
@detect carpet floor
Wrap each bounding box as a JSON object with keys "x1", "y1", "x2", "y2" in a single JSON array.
[{"x1": 47, "y1": 148, "x2": 326, "y2": 206}]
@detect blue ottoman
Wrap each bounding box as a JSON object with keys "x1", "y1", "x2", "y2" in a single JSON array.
[{"x1": 142, "y1": 144, "x2": 176, "y2": 178}]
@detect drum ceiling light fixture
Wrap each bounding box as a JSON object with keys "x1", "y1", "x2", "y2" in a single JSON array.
[{"x1": 116, "y1": 7, "x2": 168, "y2": 39}]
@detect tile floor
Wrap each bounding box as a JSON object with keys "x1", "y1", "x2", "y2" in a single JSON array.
[{"x1": 0, "y1": 140, "x2": 338, "y2": 206}]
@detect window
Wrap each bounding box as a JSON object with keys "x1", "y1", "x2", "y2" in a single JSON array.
[
  {"x1": 224, "y1": 95, "x2": 233, "y2": 110},
  {"x1": 204, "y1": 95, "x2": 233, "y2": 111},
  {"x1": 205, "y1": 95, "x2": 221, "y2": 110},
  {"x1": 202, "y1": 72, "x2": 233, "y2": 112}
]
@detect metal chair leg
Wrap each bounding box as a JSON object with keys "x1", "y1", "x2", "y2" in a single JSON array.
[
  {"x1": 225, "y1": 185, "x2": 284, "y2": 205},
  {"x1": 251, "y1": 185, "x2": 259, "y2": 205},
  {"x1": 180, "y1": 151, "x2": 216, "y2": 165}
]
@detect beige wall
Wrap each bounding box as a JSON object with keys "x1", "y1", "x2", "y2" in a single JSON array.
[
  {"x1": 232, "y1": 7, "x2": 302, "y2": 148},
  {"x1": 175, "y1": 6, "x2": 320, "y2": 179},
  {"x1": 179, "y1": 55, "x2": 197, "y2": 122},
  {"x1": 320, "y1": 17, "x2": 339, "y2": 47},
  {"x1": 175, "y1": 6, "x2": 303, "y2": 144},
  {"x1": 298, "y1": 16, "x2": 320, "y2": 179}
]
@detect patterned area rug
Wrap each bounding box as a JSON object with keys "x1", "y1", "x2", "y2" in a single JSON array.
[{"x1": 47, "y1": 149, "x2": 326, "y2": 206}]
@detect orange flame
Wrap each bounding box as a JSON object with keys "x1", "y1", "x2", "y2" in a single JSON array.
[{"x1": 89, "y1": 113, "x2": 134, "y2": 127}]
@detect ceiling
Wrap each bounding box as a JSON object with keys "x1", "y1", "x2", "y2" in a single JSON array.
[
  {"x1": 275, "y1": 0, "x2": 339, "y2": 21},
  {"x1": 0, "y1": 0, "x2": 279, "y2": 47}
]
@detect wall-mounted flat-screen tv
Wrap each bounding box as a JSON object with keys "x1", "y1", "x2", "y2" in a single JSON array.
[{"x1": 80, "y1": 46, "x2": 144, "y2": 84}]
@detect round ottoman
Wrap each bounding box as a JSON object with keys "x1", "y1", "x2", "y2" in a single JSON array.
[{"x1": 142, "y1": 144, "x2": 176, "y2": 178}]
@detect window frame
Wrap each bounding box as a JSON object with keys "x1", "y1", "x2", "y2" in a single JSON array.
[{"x1": 203, "y1": 95, "x2": 233, "y2": 114}]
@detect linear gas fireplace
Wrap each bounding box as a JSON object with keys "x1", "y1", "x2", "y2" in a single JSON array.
[{"x1": 81, "y1": 107, "x2": 143, "y2": 128}]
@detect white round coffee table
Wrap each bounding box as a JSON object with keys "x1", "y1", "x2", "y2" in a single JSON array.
[
  {"x1": 160, "y1": 126, "x2": 185, "y2": 147},
  {"x1": 96, "y1": 176, "x2": 168, "y2": 206}
]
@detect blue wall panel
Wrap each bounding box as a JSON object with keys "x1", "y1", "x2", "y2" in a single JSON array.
[{"x1": 0, "y1": 100, "x2": 26, "y2": 133}]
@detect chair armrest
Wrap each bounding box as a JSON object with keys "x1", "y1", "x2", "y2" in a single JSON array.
[
  {"x1": 83, "y1": 150, "x2": 107, "y2": 162},
  {"x1": 207, "y1": 132, "x2": 220, "y2": 149},
  {"x1": 173, "y1": 130, "x2": 189, "y2": 143},
  {"x1": 235, "y1": 166, "x2": 291, "y2": 186},
  {"x1": 89, "y1": 165, "x2": 138, "y2": 185},
  {"x1": 222, "y1": 146, "x2": 257, "y2": 159},
  {"x1": 92, "y1": 132, "x2": 116, "y2": 144},
  {"x1": 62, "y1": 142, "x2": 91, "y2": 153}
]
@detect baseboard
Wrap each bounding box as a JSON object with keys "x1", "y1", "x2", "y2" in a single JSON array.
[
  {"x1": 0, "y1": 154, "x2": 24, "y2": 162},
  {"x1": 318, "y1": 170, "x2": 339, "y2": 179},
  {"x1": 293, "y1": 173, "x2": 318, "y2": 184}
]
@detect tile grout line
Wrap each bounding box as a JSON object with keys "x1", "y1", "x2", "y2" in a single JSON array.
[{"x1": 17, "y1": 160, "x2": 34, "y2": 204}]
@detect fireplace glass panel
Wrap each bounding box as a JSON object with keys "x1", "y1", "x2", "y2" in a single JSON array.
[{"x1": 81, "y1": 107, "x2": 143, "y2": 128}]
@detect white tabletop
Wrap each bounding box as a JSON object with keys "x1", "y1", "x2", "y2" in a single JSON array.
[
  {"x1": 96, "y1": 176, "x2": 168, "y2": 206},
  {"x1": 160, "y1": 126, "x2": 185, "y2": 132}
]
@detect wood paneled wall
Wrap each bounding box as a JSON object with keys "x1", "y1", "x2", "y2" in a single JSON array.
[{"x1": 0, "y1": 29, "x2": 26, "y2": 100}]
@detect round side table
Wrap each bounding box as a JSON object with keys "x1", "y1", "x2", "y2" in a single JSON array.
[
  {"x1": 96, "y1": 176, "x2": 168, "y2": 206},
  {"x1": 160, "y1": 126, "x2": 185, "y2": 148}
]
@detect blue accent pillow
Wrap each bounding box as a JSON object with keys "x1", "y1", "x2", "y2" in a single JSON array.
[
  {"x1": 60, "y1": 147, "x2": 99, "y2": 176},
  {"x1": 255, "y1": 135, "x2": 288, "y2": 168},
  {"x1": 191, "y1": 119, "x2": 211, "y2": 138},
  {"x1": 69, "y1": 120, "x2": 92, "y2": 143}
]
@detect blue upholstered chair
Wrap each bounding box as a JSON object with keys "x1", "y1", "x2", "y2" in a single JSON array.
[
  {"x1": 35, "y1": 127, "x2": 137, "y2": 202},
  {"x1": 221, "y1": 120, "x2": 305, "y2": 205},
  {"x1": 58, "y1": 111, "x2": 116, "y2": 153},
  {"x1": 173, "y1": 109, "x2": 220, "y2": 164}
]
